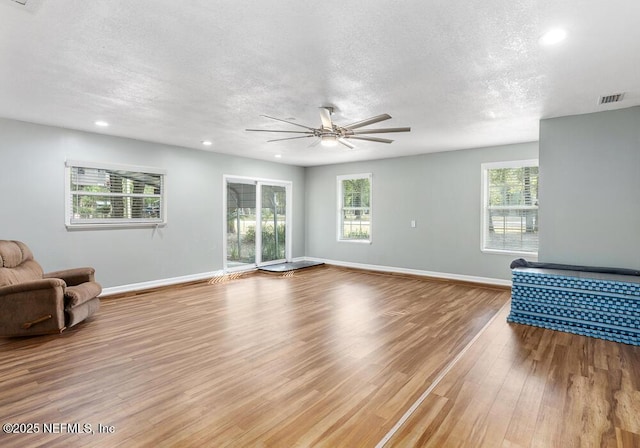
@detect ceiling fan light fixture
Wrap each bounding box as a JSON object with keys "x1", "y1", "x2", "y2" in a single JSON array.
[
  {"x1": 247, "y1": 107, "x2": 410, "y2": 150},
  {"x1": 539, "y1": 28, "x2": 567, "y2": 46},
  {"x1": 320, "y1": 135, "x2": 338, "y2": 147}
]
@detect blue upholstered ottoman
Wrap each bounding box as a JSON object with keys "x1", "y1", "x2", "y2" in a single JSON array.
[{"x1": 508, "y1": 265, "x2": 640, "y2": 346}]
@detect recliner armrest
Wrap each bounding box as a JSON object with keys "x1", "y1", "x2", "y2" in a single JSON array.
[
  {"x1": 0, "y1": 278, "x2": 66, "y2": 295},
  {"x1": 44, "y1": 267, "x2": 96, "y2": 286},
  {"x1": 0, "y1": 279, "x2": 67, "y2": 336},
  {"x1": 65, "y1": 281, "x2": 102, "y2": 308}
]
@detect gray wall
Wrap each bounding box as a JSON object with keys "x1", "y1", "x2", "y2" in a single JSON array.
[
  {"x1": 0, "y1": 118, "x2": 305, "y2": 288},
  {"x1": 305, "y1": 142, "x2": 538, "y2": 281},
  {"x1": 539, "y1": 106, "x2": 640, "y2": 269},
  {"x1": 16, "y1": 105, "x2": 636, "y2": 287}
]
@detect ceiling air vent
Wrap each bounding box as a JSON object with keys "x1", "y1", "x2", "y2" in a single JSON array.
[{"x1": 599, "y1": 93, "x2": 624, "y2": 105}]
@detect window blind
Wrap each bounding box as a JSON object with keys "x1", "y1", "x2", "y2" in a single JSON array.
[
  {"x1": 482, "y1": 161, "x2": 538, "y2": 254},
  {"x1": 66, "y1": 161, "x2": 166, "y2": 227}
]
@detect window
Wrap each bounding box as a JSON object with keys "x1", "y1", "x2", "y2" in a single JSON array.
[
  {"x1": 337, "y1": 173, "x2": 372, "y2": 242},
  {"x1": 65, "y1": 160, "x2": 166, "y2": 228},
  {"x1": 482, "y1": 160, "x2": 538, "y2": 255}
]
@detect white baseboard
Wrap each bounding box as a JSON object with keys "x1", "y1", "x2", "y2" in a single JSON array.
[
  {"x1": 304, "y1": 257, "x2": 512, "y2": 287},
  {"x1": 100, "y1": 270, "x2": 225, "y2": 297},
  {"x1": 100, "y1": 257, "x2": 508, "y2": 297},
  {"x1": 100, "y1": 257, "x2": 310, "y2": 297}
]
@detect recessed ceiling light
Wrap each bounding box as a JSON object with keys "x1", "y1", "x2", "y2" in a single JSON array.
[
  {"x1": 94, "y1": 120, "x2": 109, "y2": 127},
  {"x1": 539, "y1": 28, "x2": 567, "y2": 46},
  {"x1": 274, "y1": 154, "x2": 282, "y2": 158},
  {"x1": 201, "y1": 140, "x2": 212, "y2": 146}
]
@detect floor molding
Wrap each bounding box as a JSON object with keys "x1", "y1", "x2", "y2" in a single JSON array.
[
  {"x1": 100, "y1": 257, "x2": 309, "y2": 297},
  {"x1": 100, "y1": 270, "x2": 226, "y2": 297},
  {"x1": 304, "y1": 257, "x2": 512, "y2": 288},
  {"x1": 101, "y1": 257, "x2": 510, "y2": 298},
  {"x1": 375, "y1": 300, "x2": 510, "y2": 447}
]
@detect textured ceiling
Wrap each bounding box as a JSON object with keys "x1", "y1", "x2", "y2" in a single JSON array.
[{"x1": 0, "y1": 0, "x2": 638, "y2": 166}]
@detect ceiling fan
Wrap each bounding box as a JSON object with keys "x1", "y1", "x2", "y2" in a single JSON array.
[{"x1": 246, "y1": 107, "x2": 410, "y2": 149}]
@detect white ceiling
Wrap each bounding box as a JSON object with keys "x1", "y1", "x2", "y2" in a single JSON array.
[{"x1": 1, "y1": 0, "x2": 639, "y2": 167}]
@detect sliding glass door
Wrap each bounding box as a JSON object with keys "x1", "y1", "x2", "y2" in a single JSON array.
[
  {"x1": 225, "y1": 176, "x2": 291, "y2": 270},
  {"x1": 226, "y1": 180, "x2": 257, "y2": 269}
]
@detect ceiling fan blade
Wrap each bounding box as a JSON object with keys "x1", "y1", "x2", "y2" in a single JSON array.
[
  {"x1": 319, "y1": 107, "x2": 333, "y2": 130},
  {"x1": 267, "y1": 135, "x2": 315, "y2": 143},
  {"x1": 337, "y1": 138, "x2": 355, "y2": 149},
  {"x1": 246, "y1": 129, "x2": 314, "y2": 134},
  {"x1": 351, "y1": 127, "x2": 411, "y2": 134},
  {"x1": 348, "y1": 136, "x2": 394, "y2": 144},
  {"x1": 260, "y1": 115, "x2": 316, "y2": 131},
  {"x1": 308, "y1": 138, "x2": 322, "y2": 148},
  {"x1": 343, "y1": 114, "x2": 392, "y2": 130}
]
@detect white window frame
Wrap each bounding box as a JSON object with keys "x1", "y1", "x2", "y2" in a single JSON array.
[
  {"x1": 481, "y1": 159, "x2": 538, "y2": 257},
  {"x1": 337, "y1": 173, "x2": 372, "y2": 244},
  {"x1": 65, "y1": 160, "x2": 167, "y2": 229}
]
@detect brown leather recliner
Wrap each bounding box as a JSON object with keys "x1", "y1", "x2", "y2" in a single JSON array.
[{"x1": 0, "y1": 240, "x2": 101, "y2": 337}]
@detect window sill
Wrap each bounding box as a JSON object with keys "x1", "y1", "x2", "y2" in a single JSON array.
[
  {"x1": 481, "y1": 248, "x2": 538, "y2": 259},
  {"x1": 66, "y1": 222, "x2": 166, "y2": 230},
  {"x1": 338, "y1": 239, "x2": 372, "y2": 245}
]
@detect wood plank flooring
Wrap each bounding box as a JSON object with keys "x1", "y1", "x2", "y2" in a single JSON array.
[
  {"x1": 1, "y1": 265, "x2": 638, "y2": 447},
  {"x1": 386, "y1": 300, "x2": 640, "y2": 448}
]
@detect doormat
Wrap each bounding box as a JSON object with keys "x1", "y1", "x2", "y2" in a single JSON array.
[{"x1": 258, "y1": 261, "x2": 325, "y2": 273}]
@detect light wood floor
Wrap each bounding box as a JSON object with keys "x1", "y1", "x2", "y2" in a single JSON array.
[
  {"x1": 386, "y1": 303, "x2": 640, "y2": 447},
  {"x1": 1, "y1": 265, "x2": 638, "y2": 447}
]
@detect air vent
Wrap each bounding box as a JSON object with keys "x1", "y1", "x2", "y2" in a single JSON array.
[{"x1": 599, "y1": 93, "x2": 624, "y2": 105}]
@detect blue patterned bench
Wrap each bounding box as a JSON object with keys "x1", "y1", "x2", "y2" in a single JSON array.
[{"x1": 508, "y1": 267, "x2": 640, "y2": 345}]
